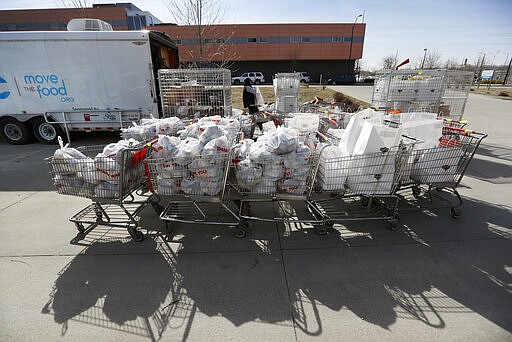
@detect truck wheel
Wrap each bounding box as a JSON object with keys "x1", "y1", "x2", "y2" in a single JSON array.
[
  {"x1": 31, "y1": 117, "x2": 65, "y2": 144},
  {"x1": 0, "y1": 117, "x2": 34, "y2": 145}
]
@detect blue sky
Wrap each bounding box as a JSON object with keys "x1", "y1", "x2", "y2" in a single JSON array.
[{"x1": 1, "y1": 0, "x2": 511, "y2": 70}]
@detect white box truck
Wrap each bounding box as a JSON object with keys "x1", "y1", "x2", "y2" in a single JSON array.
[{"x1": 0, "y1": 30, "x2": 179, "y2": 144}]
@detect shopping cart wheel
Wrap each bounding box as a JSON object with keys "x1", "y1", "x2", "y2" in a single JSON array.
[
  {"x1": 450, "y1": 207, "x2": 461, "y2": 219},
  {"x1": 412, "y1": 186, "x2": 421, "y2": 198},
  {"x1": 234, "y1": 228, "x2": 246, "y2": 239},
  {"x1": 388, "y1": 213, "x2": 400, "y2": 231},
  {"x1": 315, "y1": 226, "x2": 328, "y2": 236},
  {"x1": 74, "y1": 222, "x2": 85, "y2": 233},
  {"x1": 128, "y1": 227, "x2": 144, "y2": 242},
  {"x1": 324, "y1": 220, "x2": 335, "y2": 229}
]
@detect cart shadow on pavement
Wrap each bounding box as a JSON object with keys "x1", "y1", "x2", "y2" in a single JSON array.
[
  {"x1": 41, "y1": 235, "x2": 180, "y2": 341},
  {"x1": 41, "y1": 196, "x2": 512, "y2": 340}
]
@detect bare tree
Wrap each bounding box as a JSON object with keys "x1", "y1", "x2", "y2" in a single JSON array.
[
  {"x1": 424, "y1": 50, "x2": 442, "y2": 69},
  {"x1": 164, "y1": 0, "x2": 238, "y2": 67},
  {"x1": 382, "y1": 55, "x2": 397, "y2": 70},
  {"x1": 444, "y1": 58, "x2": 460, "y2": 70}
]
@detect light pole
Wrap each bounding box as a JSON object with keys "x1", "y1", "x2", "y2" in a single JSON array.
[
  {"x1": 421, "y1": 48, "x2": 427, "y2": 69},
  {"x1": 348, "y1": 14, "x2": 363, "y2": 74}
]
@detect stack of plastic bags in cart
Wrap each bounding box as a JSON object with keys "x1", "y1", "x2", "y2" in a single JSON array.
[
  {"x1": 318, "y1": 108, "x2": 456, "y2": 194},
  {"x1": 51, "y1": 138, "x2": 145, "y2": 198},
  {"x1": 231, "y1": 125, "x2": 314, "y2": 195},
  {"x1": 150, "y1": 115, "x2": 240, "y2": 196},
  {"x1": 121, "y1": 115, "x2": 185, "y2": 140}
]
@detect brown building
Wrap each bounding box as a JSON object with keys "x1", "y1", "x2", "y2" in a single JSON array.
[
  {"x1": 156, "y1": 23, "x2": 365, "y2": 82},
  {"x1": 0, "y1": 3, "x2": 366, "y2": 82}
]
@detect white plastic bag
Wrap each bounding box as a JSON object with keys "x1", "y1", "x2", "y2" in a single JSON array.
[
  {"x1": 157, "y1": 177, "x2": 180, "y2": 195},
  {"x1": 173, "y1": 137, "x2": 201, "y2": 164},
  {"x1": 152, "y1": 135, "x2": 181, "y2": 159},
  {"x1": 338, "y1": 116, "x2": 364, "y2": 155},
  {"x1": 266, "y1": 127, "x2": 299, "y2": 154},
  {"x1": 201, "y1": 136, "x2": 230, "y2": 157},
  {"x1": 317, "y1": 145, "x2": 350, "y2": 191},
  {"x1": 94, "y1": 182, "x2": 120, "y2": 198},
  {"x1": 201, "y1": 179, "x2": 224, "y2": 196},
  {"x1": 181, "y1": 178, "x2": 202, "y2": 195},
  {"x1": 236, "y1": 159, "x2": 263, "y2": 189}
]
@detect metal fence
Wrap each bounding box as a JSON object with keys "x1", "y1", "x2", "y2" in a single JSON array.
[
  {"x1": 372, "y1": 69, "x2": 474, "y2": 120},
  {"x1": 158, "y1": 68, "x2": 232, "y2": 118}
]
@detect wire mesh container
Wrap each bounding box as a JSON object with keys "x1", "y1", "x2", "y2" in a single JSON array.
[
  {"x1": 274, "y1": 72, "x2": 301, "y2": 113},
  {"x1": 372, "y1": 69, "x2": 473, "y2": 120},
  {"x1": 158, "y1": 68, "x2": 232, "y2": 118}
]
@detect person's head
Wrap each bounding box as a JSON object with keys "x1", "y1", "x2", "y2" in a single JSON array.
[{"x1": 244, "y1": 78, "x2": 252, "y2": 86}]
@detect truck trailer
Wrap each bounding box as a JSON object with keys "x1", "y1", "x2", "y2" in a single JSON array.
[{"x1": 0, "y1": 30, "x2": 179, "y2": 144}]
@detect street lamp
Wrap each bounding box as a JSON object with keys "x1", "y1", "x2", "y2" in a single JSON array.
[
  {"x1": 348, "y1": 14, "x2": 363, "y2": 74},
  {"x1": 421, "y1": 48, "x2": 427, "y2": 69}
]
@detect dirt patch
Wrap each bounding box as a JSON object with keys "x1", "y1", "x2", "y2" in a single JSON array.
[
  {"x1": 231, "y1": 85, "x2": 370, "y2": 110},
  {"x1": 470, "y1": 87, "x2": 512, "y2": 99}
]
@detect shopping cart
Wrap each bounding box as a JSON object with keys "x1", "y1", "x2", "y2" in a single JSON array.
[
  {"x1": 396, "y1": 126, "x2": 487, "y2": 218},
  {"x1": 47, "y1": 138, "x2": 154, "y2": 241},
  {"x1": 307, "y1": 136, "x2": 415, "y2": 231},
  {"x1": 144, "y1": 140, "x2": 240, "y2": 237},
  {"x1": 229, "y1": 132, "x2": 329, "y2": 236}
]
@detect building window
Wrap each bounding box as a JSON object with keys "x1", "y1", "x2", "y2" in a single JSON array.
[
  {"x1": 301, "y1": 37, "x2": 311, "y2": 42},
  {"x1": 247, "y1": 37, "x2": 257, "y2": 43},
  {"x1": 259, "y1": 37, "x2": 268, "y2": 43},
  {"x1": 216, "y1": 38, "x2": 225, "y2": 43},
  {"x1": 175, "y1": 39, "x2": 182, "y2": 45},
  {"x1": 343, "y1": 37, "x2": 352, "y2": 42},
  {"x1": 290, "y1": 36, "x2": 301, "y2": 43},
  {"x1": 332, "y1": 36, "x2": 343, "y2": 42},
  {"x1": 203, "y1": 38, "x2": 213, "y2": 44}
]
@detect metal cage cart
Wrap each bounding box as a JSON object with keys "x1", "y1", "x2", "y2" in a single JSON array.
[
  {"x1": 47, "y1": 139, "x2": 154, "y2": 241},
  {"x1": 230, "y1": 132, "x2": 329, "y2": 236},
  {"x1": 274, "y1": 72, "x2": 301, "y2": 114},
  {"x1": 372, "y1": 69, "x2": 473, "y2": 121},
  {"x1": 144, "y1": 143, "x2": 240, "y2": 237},
  {"x1": 158, "y1": 68, "x2": 232, "y2": 118},
  {"x1": 307, "y1": 139, "x2": 414, "y2": 231},
  {"x1": 395, "y1": 126, "x2": 487, "y2": 218}
]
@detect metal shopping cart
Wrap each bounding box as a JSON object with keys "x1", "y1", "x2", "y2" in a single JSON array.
[
  {"x1": 395, "y1": 126, "x2": 487, "y2": 218},
  {"x1": 229, "y1": 132, "x2": 329, "y2": 236},
  {"x1": 307, "y1": 136, "x2": 415, "y2": 231},
  {"x1": 47, "y1": 138, "x2": 154, "y2": 241},
  {"x1": 144, "y1": 140, "x2": 240, "y2": 237}
]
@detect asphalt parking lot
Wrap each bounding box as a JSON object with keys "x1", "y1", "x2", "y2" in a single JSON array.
[{"x1": 0, "y1": 87, "x2": 511, "y2": 341}]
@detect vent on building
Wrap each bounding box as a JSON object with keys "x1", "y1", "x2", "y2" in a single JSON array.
[{"x1": 67, "y1": 18, "x2": 113, "y2": 31}]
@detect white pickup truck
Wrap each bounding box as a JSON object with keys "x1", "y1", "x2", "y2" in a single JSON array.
[{"x1": 0, "y1": 30, "x2": 179, "y2": 144}]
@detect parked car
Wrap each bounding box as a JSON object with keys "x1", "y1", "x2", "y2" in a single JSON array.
[
  {"x1": 298, "y1": 71, "x2": 311, "y2": 83},
  {"x1": 232, "y1": 72, "x2": 265, "y2": 84},
  {"x1": 327, "y1": 74, "x2": 356, "y2": 85}
]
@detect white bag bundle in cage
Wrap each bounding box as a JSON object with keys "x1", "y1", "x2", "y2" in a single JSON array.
[
  {"x1": 201, "y1": 179, "x2": 224, "y2": 196},
  {"x1": 317, "y1": 145, "x2": 350, "y2": 191},
  {"x1": 158, "y1": 160, "x2": 188, "y2": 178},
  {"x1": 152, "y1": 135, "x2": 181, "y2": 159},
  {"x1": 53, "y1": 138, "x2": 91, "y2": 174},
  {"x1": 236, "y1": 159, "x2": 263, "y2": 189},
  {"x1": 94, "y1": 181, "x2": 120, "y2": 198},
  {"x1": 252, "y1": 179, "x2": 277, "y2": 194},
  {"x1": 188, "y1": 158, "x2": 224, "y2": 180},
  {"x1": 266, "y1": 127, "x2": 299, "y2": 154},
  {"x1": 202, "y1": 136, "x2": 230, "y2": 157},
  {"x1": 248, "y1": 141, "x2": 273, "y2": 164},
  {"x1": 157, "y1": 177, "x2": 180, "y2": 195},
  {"x1": 409, "y1": 147, "x2": 464, "y2": 184},
  {"x1": 199, "y1": 123, "x2": 226, "y2": 146},
  {"x1": 172, "y1": 137, "x2": 201, "y2": 164},
  {"x1": 181, "y1": 177, "x2": 202, "y2": 195},
  {"x1": 279, "y1": 178, "x2": 306, "y2": 195},
  {"x1": 346, "y1": 150, "x2": 396, "y2": 195}
]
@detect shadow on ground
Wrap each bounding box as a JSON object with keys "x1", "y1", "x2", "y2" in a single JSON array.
[{"x1": 41, "y1": 195, "x2": 512, "y2": 340}]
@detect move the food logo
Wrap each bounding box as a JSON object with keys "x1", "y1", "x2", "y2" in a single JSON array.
[{"x1": 0, "y1": 76, "x2": 10, "y2": 99}]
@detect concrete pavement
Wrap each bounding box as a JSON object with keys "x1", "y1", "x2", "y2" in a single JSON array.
[{"x1": 0, "y1": 89, "x2": 511, "y2": 341}]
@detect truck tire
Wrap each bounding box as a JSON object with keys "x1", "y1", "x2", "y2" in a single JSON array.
[
  {"x1": 31, "y1": 117, "x2": 65, "y2": 145},
  {"x1": 0, "y1": 117, "x2": 34, "y2": 145}
]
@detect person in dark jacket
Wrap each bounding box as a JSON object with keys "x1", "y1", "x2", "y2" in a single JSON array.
[{"x1": 242, "y1": 78, "x2": 264, "y2": 136}]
